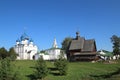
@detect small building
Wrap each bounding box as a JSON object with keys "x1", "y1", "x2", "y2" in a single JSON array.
[
  {"x1": 98, "y1": 50, "x2": 113, "y2": 60},
  {"x1": 45, "y1": 38, "x2": 61, "y2": 60},
  {"x1": 14, "y1": 33, "x2": 38, "y2": 60},
  {"x1": 35, "y1": 38, "x2": 66, "y2": 60},
  {"x1": 33, "y1": 38, "x2": 66, "y2": 60},
  {"x1": 69, "y1": 32, "x2": 97, "y2": 61}
]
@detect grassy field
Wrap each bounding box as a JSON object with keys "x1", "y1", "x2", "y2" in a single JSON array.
[{"x1": 12, "y1": 60, "x2": 120, "y2": 80}]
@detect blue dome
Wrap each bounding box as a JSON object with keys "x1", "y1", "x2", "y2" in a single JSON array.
[
  {"x1": 30, "y1": 38, "x2": 34, "y2": 42},
  {"x1": 16, "y1": 39, "x2": 20, "y2": 42},
  {"x1": 20, "y1": 33, "x2": 29, "y2": 41}
]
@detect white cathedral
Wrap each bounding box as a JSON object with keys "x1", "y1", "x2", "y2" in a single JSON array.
[{"x1": 14, "y1": 33, "x2": 38, "y2": 60}]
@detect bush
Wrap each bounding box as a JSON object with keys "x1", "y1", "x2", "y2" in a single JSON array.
[
  {"x1": 54, "y1": 56, "x2": 68, "y2": 75},
  {"x1": 0, "y1": 57, "x2": 11, "y2": 80},
  {"x1": 0, "y1": 57, "x2": 21, "y2": 80},
  {"x1": 34, "y1": 57, "x2": 48, "y2": 80}
]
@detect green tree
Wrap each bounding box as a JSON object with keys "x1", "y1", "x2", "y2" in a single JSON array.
[
  {"x1": 8, "y1": 47, "x2": 17, "y2": 61},
  {"x1": 0, "y1": 57, "x2": 12, "y2": 80},
  {"x1": 40, "y1": 50, "x2": 45, "y2": 53},
  {"x1": 0, "y1": 57, "x2": 21, "y2": 80},
  {"x1": 61, "y1": 37, "x2": 72, "y2": 60},
  {"x1": 0, "y1": 47, "x2": 8, "y2": 59},
  {"x1": 54, "y1": 53, "x2": 68, "y2": 75},
  {"x1": 34, "y1": 57, "x2": 48, "y2": 80},
  {"x1": 111, "y1": 35, "x2": 120, "y2": 55}
]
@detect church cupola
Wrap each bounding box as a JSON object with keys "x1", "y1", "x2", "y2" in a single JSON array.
[
  {"x1": 16, "y1": 39, "x2": 20, "y2": 44},
  {"x1": 20, "y1": 32, "x2": 29, "y2": 41},
  {"x1": 76, "y1": 31, "x2": 80, "y2": 40},
  {"x1": 52, "y1": 38, "x2": 58, "y2": 48},
  {"x1": 30, "y1": 38, "x2": 33, "y2": 45},
  {"x1": 20, "y1": 32, "x2": 29, "y2": 45}
]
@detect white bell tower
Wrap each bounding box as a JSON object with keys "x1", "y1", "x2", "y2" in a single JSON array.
[{"x1": 52, "y1": 38, "x2": 58, "y2": 48}]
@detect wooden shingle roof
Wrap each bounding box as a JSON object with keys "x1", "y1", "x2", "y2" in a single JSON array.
[
  {"x1": 69, "y1": 37, "x2": 84, "y2": 50},
  {"x1": 69, "y1": 32, "x2": 96, "y2": 52},
  {"x1": 82, "y1": 39, "x2": 95, "y2": 51}
]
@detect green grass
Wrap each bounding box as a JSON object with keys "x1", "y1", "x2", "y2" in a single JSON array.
[{"x1": 12, "y1": 60, "x2": 120, "y2": 80}]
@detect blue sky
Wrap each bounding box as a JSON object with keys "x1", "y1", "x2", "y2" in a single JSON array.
[{"x1": 0, "y1": 0, "x2": 120, "y2": 51}]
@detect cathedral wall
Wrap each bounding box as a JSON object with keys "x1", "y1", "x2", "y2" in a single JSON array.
[{"x1": 14, "y1": 33, "x2": 38, "y2": 60}]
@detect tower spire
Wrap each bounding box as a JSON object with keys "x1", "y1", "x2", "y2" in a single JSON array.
[{"x1": 52, "y1": 38, "x2": 58, "y2": 48}]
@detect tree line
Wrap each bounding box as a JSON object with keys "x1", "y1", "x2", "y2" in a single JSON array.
[
  {"x1": 111, "y1": 35, "x2": 120, "y2": 55},
  {"x1": 0, "y1": 47, "x2": 17, "y2": 60}
]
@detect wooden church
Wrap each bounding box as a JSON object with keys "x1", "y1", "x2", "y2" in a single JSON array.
[{"x1": 69, "y1": 32, "x2": 97, "y2": 61}]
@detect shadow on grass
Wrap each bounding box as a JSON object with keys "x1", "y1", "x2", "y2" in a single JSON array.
[
  {"x1": 90, "y1": 68, "x2": 120, "y2": 79},
  {"x1": 48, "y1": 67, "x2": 58, "y2": 71},
  {"x1": 50, "y1": 72, "x2": 60, "y2": 76},
  {"x1": 48, "y1": 67, "x2": 61, "y2": 76},
  {"x1": 29, "y1": 66, "x2": 36, "y2": 69},
  {"x1": 26, "y1": 67, "x2": 36, "y2": 80},
  {"x1": 26, "y1": 74, "x2": 36, "y2": 80}
]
